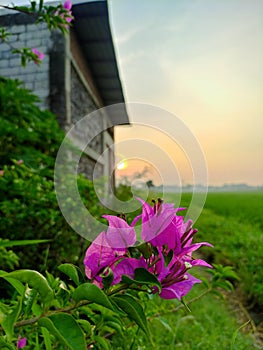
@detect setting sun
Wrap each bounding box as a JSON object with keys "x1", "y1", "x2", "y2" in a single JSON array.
[{"x1": 116, "y1": 159, "x2": 128, "y2": 170}]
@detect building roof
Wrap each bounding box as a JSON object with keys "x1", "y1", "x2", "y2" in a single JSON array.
[{"x1": 72, "y1": 0, "x2": 129, "y2": 125}]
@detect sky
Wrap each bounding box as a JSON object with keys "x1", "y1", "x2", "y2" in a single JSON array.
[
  {"x1": 108, "y1": 0, "x2": 263, "y2": 187},
  {"x1": 1, "y1": 0, "x2": 262, "y2": 187}
]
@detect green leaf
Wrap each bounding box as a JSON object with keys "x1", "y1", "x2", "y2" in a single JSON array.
[
  {"x1": 38, "y1": 313, "x2": 86, "y2": 350},
  {"x1": 181, "y1": 298, "x2": 191, "y2": 313},
  {"x1": 41, "y1": 326, "x2": 52, "y2": 350},
  {"x1": 1, "y1": 270, "x2": 53, "y2": 302},
  {"x1": 24, "y1": 289, "x2": 38, "y2": 317},
  {"x1": 156, "y1": 317, "x2": 173, "y2": 333},
  {"x1": 121, "y1": 268, "x2": 162, "y2": 292},
  {"x1": 136, "y1": 242, "x2": 152, "y2": 259},
  {"x1": 101, "y1": 268, "x2": 114, "y2": 290},
  {"x1": 72, "y1": 283, "x2": 114, "y2": 311},
  {"x1": 0, "y1": 239, "x2": 50, "y2": 248},
  {"x1": 1, "y1": 297, "x2": 22, "y2": 341},
  {"x1": 58, "y1": 263, "x2": 80, "y2": 286},
  {"x1": 0, "y1": 271, "x2": 25, "y2": 295},
  {"x1": 105, "y1": 320, "x2": 123, "y2": 335},
  {"x1": 0, "y1": 336, "x2": 16, "y2": 350},
  {"x1": 231, "y1": 320, "x2": 251, "y2": 350},
  {"x1": 92, "y1": 335, "x2": 110, "y2": 350},
  {"x1": 112, "y1": 294, "x2": 149, "y2": 336},
  {"x1": 77, "y1": 319, "x2": 92, "y2": 336}
]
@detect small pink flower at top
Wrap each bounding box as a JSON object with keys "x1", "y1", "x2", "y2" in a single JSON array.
[
  {"x1": 63, "y1": 0, "x2": 72, "y2": 10},
  {"x1": 17, "y1": 159, "x2": 23, "y2": 165},
  {"x1": 0, "y1": 170, "x2": 4, "y2": 176},
  {"x1": 62, "y1": 0, "x2": 73, "y2": 24},
  {"x1": 32, "y1": 48, "x2": 45, "y2": 64},
  {"x1": 17, "y1": 336, "x2": 27, "y2": 349}
]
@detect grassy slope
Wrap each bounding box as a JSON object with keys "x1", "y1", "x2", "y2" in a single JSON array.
[
  {"x1": 112, "y1": 283, "x2": 257, "y2": 349},
  {"x1": 112, "y1": 191, "x2": 262, "y2": 349}
]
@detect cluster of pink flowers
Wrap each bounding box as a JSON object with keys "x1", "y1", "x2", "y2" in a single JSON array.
[
  {"x1": 84, "y1": 198, "x2": 212, "y2": 300},
  {"x1": 61, "y1": 0, "x2": 73, "y2": 25}
]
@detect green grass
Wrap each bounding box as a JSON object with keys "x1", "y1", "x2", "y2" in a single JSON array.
[
  {"x1": 111, "y1": 190, "x2": 262, "y2": 349},
  {"x1": 112, "y1": 283, "x2": 257, "y2": 349}
]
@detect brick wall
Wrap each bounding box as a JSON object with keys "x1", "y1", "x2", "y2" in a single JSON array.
[{"x1": 0, "y1": 13, "x2": 51, "y2": 109}]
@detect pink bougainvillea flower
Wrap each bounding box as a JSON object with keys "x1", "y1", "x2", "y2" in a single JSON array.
[
  {"x1": 63, "y1": 0, "x2": 72, "y2": 10},
  {"x1": 17, "y1": 336, "x2": 27, "y2": 349},
  {"x1": 32, "y1": 48, "x2": 45, "y2": 64},
  {"x1": 84, "y1": 197, "x2": 213, "y2": 298},
  {"x1": 0, "y1": 170, "x2": 4, "y2": 176},
  {"x1": 17, "y1": 159, "x2": 23, "y2": 165}
]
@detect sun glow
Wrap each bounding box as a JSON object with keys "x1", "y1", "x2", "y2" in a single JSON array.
[{"x1": 116, "y1": 160, "x2": 128, "y2": 170}]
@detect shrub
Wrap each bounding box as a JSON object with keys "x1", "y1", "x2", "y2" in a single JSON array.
[{"x1": 0, "y1": 77, "x2": 104, "y2": 271}]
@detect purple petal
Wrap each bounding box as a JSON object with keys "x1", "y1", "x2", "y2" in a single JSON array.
[
  {"x1": 180, "y1": 242, "x2": 213, "y2": 256},
  {"x1": 17, "y1": 337, "x2": 27, "y2": 349},
  {"x1": 63, "y1": 0, "x2": 72, "y2": 10},
  {"x1": 111, "y1": 257, "x2": 147, "y2": 284},
  {"x1": 32, "y1": 48, "x2": 45, "y2": 60},
  {"x1": 135, "y1": 197, "x2": 155, "y2": 220},
  {"x1": 149, "y1": 216, "x2": 182, "y2": 250},
  {"x1": 140, "y1": 206, "x2": 176, "y2": 243},
  {"x1": 83, "y1": 231, "x2": 126, "y2": 279},
  {"x1": 103, "y1": 215, "x2": 136, "y2": 248},
  {"x1": 159, "y1": 274, "x2": 201, "y2": 300},
  {"x1": 191, "y1": 259, "x2": 213, "y2": 269}
]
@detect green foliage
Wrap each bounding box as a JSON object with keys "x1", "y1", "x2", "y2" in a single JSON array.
[
  {"x1": 72, "y1": 284, "x2": 114, "y2": 311},
  {"x1": 0, "y1": 265, "x2": 150, "y2": 349},
  {"x1": 0, "y1": 78, "x2": 104, "y2": 271},
  {"x1": 38, "y1": 314, "x2": 86, "y2": 350},
  {"x1": 111, "y1": 282, "x2": 257, "y2": 350},
  {"x1": 0, "y1": 240, "x2": 19, "y2": 270},
  {"x1": 2, "y1": 270, "x2": 54, "y2": 302},
  {"x1": 0, "y1": 77, "x2": 63, "y2": 168},
  {"x1": 112, "y1": 294, "x2": 150, "y2": 337},
  {"x1": 0, "y1": 263, "x2": 245, "y2": 349}
]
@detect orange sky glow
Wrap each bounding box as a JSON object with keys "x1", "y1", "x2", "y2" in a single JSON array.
[{"x1": 109, "y1": 0, "x2": 263, "y2": 187}]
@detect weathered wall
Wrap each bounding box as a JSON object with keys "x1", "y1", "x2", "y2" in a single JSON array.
[
  {"x1": 0, "y1": 13, "x2": 51, "y2": 109},
  {"x1": 0, "y1": 12, "x2": 115, "y2": 184}
]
